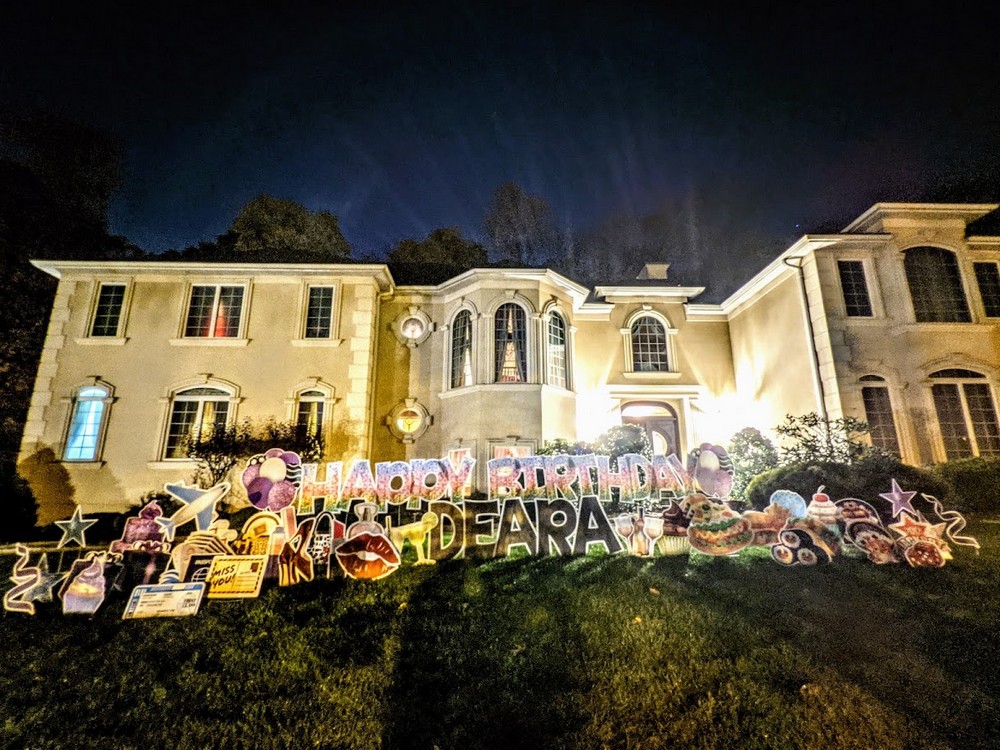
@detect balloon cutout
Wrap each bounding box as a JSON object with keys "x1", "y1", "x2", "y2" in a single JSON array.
[
  {"x1": 687, "y1": 444, "x2": 735, "y2": 498},
  {"x1": 242, "y1": 449, "x2": 303, "y2": 511}
]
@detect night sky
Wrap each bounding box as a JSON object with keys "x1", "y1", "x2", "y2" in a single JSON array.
[{"x1": 4, "y1": 2, "x2": 1000, "y2": 295}]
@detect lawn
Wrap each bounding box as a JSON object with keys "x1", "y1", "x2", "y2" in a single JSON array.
[{"x1": 1, "y1": 519, "x2": 998, "y2": 750}]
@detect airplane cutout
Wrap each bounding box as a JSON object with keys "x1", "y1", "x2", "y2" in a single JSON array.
[{"x1": 156, "y1": 481, "x2": 231, "y2": 541}]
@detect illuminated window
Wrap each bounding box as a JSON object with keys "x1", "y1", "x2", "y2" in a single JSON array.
[
  {"x1": 64, "y1": 385, "x2": 112, "y2": 461},
  {"x1": 185, "y1": 285, "x2": 245, "y2": 338},
  {"x1": 859, "y1": 376, "x2": 899, "y2": 455},
  {"x1": 304, "y1": 287, "x2": 334, "y2": 338},
  {"x1": 904, "y1": 247, "x2": 970, "y2": 323},
  {"x1": 90, "y1": 283, "x2": 126, "y2": 336},
  {"x1": 930, "y1": 369, "x2": 1000, "y2": 459},
  {"x1": 164, "y1": 386, "x2": 232, "y2": 458},
  {"x1": 630, "y1": 316, "x2": 669, "y2": 372},
  {"x1": 450, "y1": 309, "x2": 474, "y2": 388},
  {"x1": 296, "y1": 390, "x2": 326, "y2": 440},
  {"x1": 494, "y1": 303, "x2": 527, "y2": 383},
  {"x1": 547, "y1": 311, "x2": 568, "y2": 388},
  {"x1": 837, "y1": 260, "x2": 873, "y2": 317},
  {"x1": 974, "y1": 262, "x2": 1000, "y2": 318}
]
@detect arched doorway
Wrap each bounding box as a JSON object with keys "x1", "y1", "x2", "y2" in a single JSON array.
[{"x1": 621, "y1": 402, "x2": 681, "y2": 457}]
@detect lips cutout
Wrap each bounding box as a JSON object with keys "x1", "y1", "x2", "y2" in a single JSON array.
[{"x1": 335, "y1": 532, "x2": 401, "y2": 580}]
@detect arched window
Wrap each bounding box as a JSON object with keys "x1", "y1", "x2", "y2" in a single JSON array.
[
  {"x1": 494, "y1": 303, "x2": 527, "y2": 383},
  {"x1": 547, "y1": 311, "x2": 568, "y2": 389},
  {"x1": 930, "y1": 369, "x2": 1000, "y2": 458},
  {"x1": 904, "y1": 247, "x2": 970, "y2": 323},
  {"x1": 64, "y1": 385, "x2": 112, "y2": 461},
  {"x1": 859, "y1": 375, "x2": 900, "y2": 455},
  {"x1": 164, "y1": 386, "x2": 234, "y2": 459},
  {"x1": 295, "y1": 389, "x2": 326, "y2": 441},
  {"x1": 630, "y1": 315, "x2": 669, "y2": 372},
  {"x1": 450, "y1": 309, "x2": 474, "y2": 388}
]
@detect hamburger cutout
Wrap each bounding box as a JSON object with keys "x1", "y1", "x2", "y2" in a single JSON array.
[{"x1": 684, "y1": 493, "x2": 753, "y2": 555}]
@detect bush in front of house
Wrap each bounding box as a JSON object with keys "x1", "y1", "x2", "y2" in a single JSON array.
[
  {"x1": 0, "y1": 469, "x2": 39, "y2": 542},
  {"x1": 744, "y1": 453, "x2": 950, "y2": 516},
  {"x1": 928, "y1": 457, "x2": 1000, "y2": 514}
]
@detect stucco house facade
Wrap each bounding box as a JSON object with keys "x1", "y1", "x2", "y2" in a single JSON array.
[{"x1": 19, "y1": 203, "x2": 1000, "y2": 522}]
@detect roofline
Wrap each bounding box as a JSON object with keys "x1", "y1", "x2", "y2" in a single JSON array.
[
  {"x1": 843, "y1": 203, "x2": 1000, "y2": 232},
  {"x1": 29, "y1": 259, "x2": 396, "y2": 292},
  {"x1": 593, "y1": 285, "x2": 706, "y2": 301},
  {"x1": 720, "y1": 234, "x2": 869, "y2": 314},
  {"x1": 396, "y1": 266, "x2": 592, "y2": 302}
]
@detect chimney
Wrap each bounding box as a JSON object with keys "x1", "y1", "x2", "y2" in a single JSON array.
[{"x1": 636, "y1": 263, "x2": 669, "y2": 280}]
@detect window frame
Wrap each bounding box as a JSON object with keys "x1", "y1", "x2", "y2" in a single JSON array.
[
  {"x1": 903, "y1": 245, "x2": 972, "y2": 323},
  {"x1": 836, "y1": 259, "x2": 874, "y2": 318},
  {"x1": 622, "y1": 309, "x2": 678, "y2": 375},
  {"x1": 928, "y1": 369, "x2": 1000, "y2": 460},
  {"x1": 303, "y1": 285, "x2": 336, "y2": 340},
  {"x1": 179, "y1": 282, "x2": 250, "y2": 341},
  {"x1": 62, "y1": 380, "x2": 115, "y2": 463},
  {"x1": 545, "y1": 309, "x2": 571, "y2": 390},
  {"x1": 973, "y1": 261, "x2": 1000, "y2": 319},
  {"x1": 449, "y1": 308, "x2": 476, "y2": 389},
  {"x1": 492, "y1": 301, "x2": 530, "y2": 384},
  {"x1": 288, "y1": 381, "x2": 337, "y2": 447},
  {"x1": 161, "y1": 383, "x2": 238, "y2": 460},
  {"x1": 858, "y1": 375, "x2": 900, "y2": 456}
]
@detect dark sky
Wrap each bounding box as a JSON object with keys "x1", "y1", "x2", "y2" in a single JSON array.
[{"x1": 4, "y1": 1, "x2": 1000, "y2": 287}]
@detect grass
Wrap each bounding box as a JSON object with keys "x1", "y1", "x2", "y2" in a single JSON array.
[{"x1": 1, "y1": 518, "x2": 999, "y2": 749}]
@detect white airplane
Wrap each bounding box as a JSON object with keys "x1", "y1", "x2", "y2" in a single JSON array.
[{"x1": 156, "y1": 481, "x2": 231, "y2": 541}]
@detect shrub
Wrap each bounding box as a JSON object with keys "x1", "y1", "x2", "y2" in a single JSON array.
[
  {"x1": 536, "y1": 438, "x2": 592, "y2": 456},
  {"x1": 0, "y1": 470, "x2": 38, "y2": 542},
  {"x1": 727, "y1": 427, "x2": 780, "y2": 502},
  {"x1": 928, "y1": 457, "x2": 1000, "y2": 514},
  {"x1": 592, "y1": 425, "x2": 651, "y2": 463},
  {"x1": 775, "y1": 412, "x2": 878, "y2": 465},
  {"x1": 744, "y1": 454, "x2": 950, "y2": 518}
]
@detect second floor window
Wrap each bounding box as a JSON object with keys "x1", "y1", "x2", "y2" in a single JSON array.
[
  {"x1": 91, "y1": 283, "x2": 126, "y2": 336},
  {"x1": 305, "y1": 286, "x2": 334, "y2": 338},
  {"x1": 837, "y1": 260, "x2": 873, "y2": 317},
  {"x1": 547, "y1": 311, "x2": 568, "y2": 388},
  {"x1": 904, "y1": 247, "x2": 970, "y2": 323},
  {"x1": 450, "y1": 309, "x2": 474, "y2": 388},
  {"x1": 630, "y1": 315, "x2": 669, "y2": 372},
  {"x1": 974, "y1": 262, "x2": 1000, "y2": 318},
  {"x1": 185, "y1": 285, "x2": 245, "y2": 338},
  {"x1": 494, "y1": 303, "x2": 527, "y2": 383}
]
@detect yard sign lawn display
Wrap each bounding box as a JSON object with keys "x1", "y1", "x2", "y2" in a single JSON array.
[{"x1": 3, "y1": 445, "x2": 981, "y2": 619}]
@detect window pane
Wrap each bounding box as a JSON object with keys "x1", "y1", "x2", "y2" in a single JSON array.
[
  {"x1": 91, "y1": 284, "x2": 126, "y2": 336},
  {"x1": 861, "y1": 386, "x2": 900, "y2": 455},
  {"x1": 216, "y1": 286, "x2": 244, "y2": 337},
  {"x1": 964, "y1": 383, "x2": 1000, "y2": 455},
  {"x1": 837, "y1": 261, "x2": 873, "y2": 316},
  {"x1": 305, "y1": 287, "x2": 334, "y2": 338},
  {"x1": 451, "y1": 310, "x2": 473, "y2": 388},
  {"x1": 296, "y1": 400, "x2": 325, "y2": 437},
  {"x1": 494, "y1": 304, "x2": 527, "y2": 383},
  {"x1": 166, "y1": 401, "x2": 199, "y2": 458},
  {"x1": 932, "y1": 384, "x2": 972, "y2": 459},
  {"x1": 631, "y1": 316, "x2": 668, "y2": 372},
  {"x1": 547, "y1": 312, "x2": 567, "y2": 388},
  {"x1": 904, "y1": 247, "x2": 970, "y2": 323},
  {"x1": 974, "y1": 262, "x2": 1000, "y2": 318},
  {"x1": 185, "y1": 286, "x2": 243, "y2": 337},
  {"x1": 65, "y1": 397, "x2": 105, "y2": 460},
  {"x1": 185, "y1": 286, "x2": 216, "y2": 337}
]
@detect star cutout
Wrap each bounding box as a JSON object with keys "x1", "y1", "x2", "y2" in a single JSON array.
[
  {"x1": 879, "y1": 479, "x2": 918, "y2": 518},
  {"x1": 889, "y1": 513, "x2": 935, "y2": 539},
  {"x1": 55, "y1": 506, "x2": 98, "y2": 548},
  {"x1": 24, "y1": 554, "x2": 62, "y2": 604}
]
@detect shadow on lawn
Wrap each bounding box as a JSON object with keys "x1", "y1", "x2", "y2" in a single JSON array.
[
  {"x1": 382, "y1": 556, "x2": 591, "y2": 749},
  {"x1": 663, "y1": 546, "x2": 1000, "y2": 749}
]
